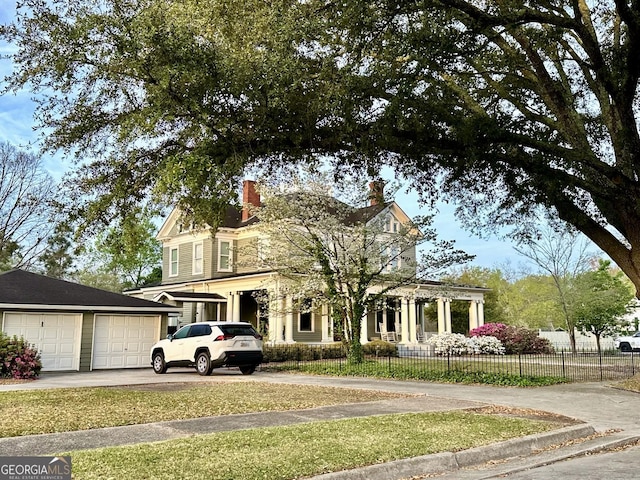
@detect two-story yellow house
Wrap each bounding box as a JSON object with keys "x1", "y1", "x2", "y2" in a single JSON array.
[{"x1": 127, "y1": 180, "x2": 488, "y2": 345}]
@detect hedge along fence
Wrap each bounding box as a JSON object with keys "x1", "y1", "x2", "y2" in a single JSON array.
[{"x1": 262, "y1": 342, "x2": 640, "y2": 383}]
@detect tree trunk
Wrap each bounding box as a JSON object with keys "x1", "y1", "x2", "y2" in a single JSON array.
[
  {"x1": 568, "y1": 326, "x2": 577, "y2": 355},
  {"x1": 347, "y1": 303, "x2": 365, "y2": 364}
]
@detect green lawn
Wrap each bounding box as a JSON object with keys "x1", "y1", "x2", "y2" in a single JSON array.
[
  {"x1": 2, "y1": 379, "x2": 574, "y2": 479},
  {"x1": 262, "y1": 352, "x2": 639, "y2": 384},
  {"x1": 67, "y1": 411, "x2": 561, "y2": 480},
  {"x1": 263, "y1": 358, "x2": 570, "y2": 386}
]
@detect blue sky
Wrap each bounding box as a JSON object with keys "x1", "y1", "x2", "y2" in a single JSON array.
[{"x1": 0, "y1": 3, "x2": 525, "y2": 271}]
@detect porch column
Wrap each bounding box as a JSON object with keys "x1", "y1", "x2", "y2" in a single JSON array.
[
  {"x1": 284, "y1": 296, "x2": 295, "y2": 343},
  {"x1": 437, "y1": 298, "x2": 446, "y2": 334},
  {"x1": 408, "y1": 298, "x2": 417, "y2": 343},
  {"x1": 232, "y1": 291, "x2": 241, "y2": 322},
  {"x1": 469, "y1": 300, "x2": 478, "y2": 331},
  {"x1": 477, "y1": 300, "x2": 485, "y2": 327},
  {"x1": 226, "y1": 293, "x2": 234, "y2": 321},
  {"x1": 321, "y1": 304, "x2": 333, "y2": 343},
  {"x1": 268, "y1": 292, "x2": 284, "y2": 344},
  {"x1": 444, "y1": 299, "x2": 452, "y2": 333},
  {"x1": 360, "y1": 307, "x2": 369, "y2": 345},
  {"x1": 400, "y1": 298, "x2": 410, "y2": 344}
]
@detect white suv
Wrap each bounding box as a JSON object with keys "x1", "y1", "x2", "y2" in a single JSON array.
[{"x1": 151, "y1": 321, "x2": 263, "y2": 375}]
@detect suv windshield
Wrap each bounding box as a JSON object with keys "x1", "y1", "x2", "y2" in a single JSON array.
[{"x1": 172, "y1": 325, "x2": 191, "y2": 339}]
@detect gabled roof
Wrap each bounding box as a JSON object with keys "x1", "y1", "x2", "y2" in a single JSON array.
[
  {"x1": 157, "y1": 205, "x2": 258, "y2": 240},
  {"x1": 0, "y1": 270, "x2": 179, "y2": 312},
  {"x1": 157, "y1": 194, "x2": 414, "y2": 241},
  {"x1": 154, "y1": 291, "x2": 226, "y2": 303}
]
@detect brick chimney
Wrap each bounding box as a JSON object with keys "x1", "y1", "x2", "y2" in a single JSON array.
[
  {"x1": 242, "y1": 180, "x2": 260, "y2": 221},
  {"x1": 368, "y1": 180, "x2": 385, "y2": 206}
]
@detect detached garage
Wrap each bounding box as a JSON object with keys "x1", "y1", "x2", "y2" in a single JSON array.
[{"x1": 0, "y1": 270, "x2": 179, "y2": 372}]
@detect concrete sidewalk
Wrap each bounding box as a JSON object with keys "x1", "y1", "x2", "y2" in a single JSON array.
[{"x1": 1, "y1": 368, "x2": 639, "y2": 479}]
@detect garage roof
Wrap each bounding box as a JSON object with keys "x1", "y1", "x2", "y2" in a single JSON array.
[{"x1": 0, "y1": 270, "x2": 180, "y2": 312}]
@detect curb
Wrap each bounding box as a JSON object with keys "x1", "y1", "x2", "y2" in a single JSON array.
[{"x1": 308, "y1": 424, "x2": 596, "y2": 480}]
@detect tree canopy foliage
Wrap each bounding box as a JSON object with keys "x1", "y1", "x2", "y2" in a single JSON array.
[
  {"x1": 572, "y1": 260, "x2": 634, "y2": 352},
  {"x1": 5, "y1": 1, "x2": 640, "y2": 291},
  {"x1": 93, "y1": 208, "x2": 162, "y2": 289}
]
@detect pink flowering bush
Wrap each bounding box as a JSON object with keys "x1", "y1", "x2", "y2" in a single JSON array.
[
  {"x1": 0, "y1": 333, "x2": 42, "y2": 379},
  {"x1": 470, "y1": 323, "x2": 507, "y2": 337},
  {"x1": 470, "y1": 323, "x2": 554, "y2": 354}
]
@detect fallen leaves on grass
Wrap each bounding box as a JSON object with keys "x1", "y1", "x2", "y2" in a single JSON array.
[{"x1": 0, "y1": 382, "x2": 408, "y2": 437}]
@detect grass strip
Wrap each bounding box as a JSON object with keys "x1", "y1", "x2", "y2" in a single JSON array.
[
  {"x1": 0, "y1": 382, "x2": 406, "y2": 437},
  {"x1": 67, "y1": 411, "x2": 560, "y2": 480},
  {"x1": 264, "y1": 360, "x2": 569, "y2": 386}
]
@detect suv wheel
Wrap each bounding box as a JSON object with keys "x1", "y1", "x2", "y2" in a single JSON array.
[
  {"x1": 239, "y1": 365, "x2": 257, "y2": 375},
  {"x1": 152, "y1": 352, "x2": 167, "y2": 374},
  {"x1": 196, "y1": 351, "x2": 212, "y2": 376},
  {"x1": 620, "y1": 343, "x2": 632, "y2": 352}
]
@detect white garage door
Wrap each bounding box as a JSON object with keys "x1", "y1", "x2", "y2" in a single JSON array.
[
  {"x1": 92, "y1": 315, "x2": 160, "y2": 369},
  {"x1": 2, "y1": 313, "x2": 82, "y2": 371}
]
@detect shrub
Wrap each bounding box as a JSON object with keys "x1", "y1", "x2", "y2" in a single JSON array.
[
  {"x1": 0, "y1": 333, "x2": 42, "y2": 379},
  {"x1": 469, "y1": 323, "x2": 507, "y2": 337},
  {"x1": 470, "y1": 323, "x2": 554, "y2": 354},
  {"x1": 427, "y1": 333, "x2": 472, "y2": 356},
  {"x1": 263, "y1": 344, "x2": 346, "y2": 362},
  {"x1": 427, "y1": 333, "x2": 506, "y2": 356},
  {"x1": 362, "y1": 340, "x2": 398, "y2": 357},
  {"x1": 469, "y1": 335, "x2": 505, "y2": 355}
]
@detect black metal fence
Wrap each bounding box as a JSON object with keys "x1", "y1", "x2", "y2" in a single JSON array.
[{"x1": 261, "y1": 344, "x2": 639, "y2": 383}]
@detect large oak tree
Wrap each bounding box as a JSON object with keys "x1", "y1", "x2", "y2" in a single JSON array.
[{"x1": 5, "y1": 1, "x2": 640, "y2": 291}]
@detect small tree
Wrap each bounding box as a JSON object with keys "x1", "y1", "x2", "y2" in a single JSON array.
[
  {"x1": 247, "y1": 172, "x2": 471, "y2": 364},
  {"x1": 572, "y1": 260, "x2": 634, "y2": 354},
  {"x1": 0, "y1": 142, "x2": 57, "y2": 271},
  {"x1": 515, "y1": 225, "x2": 594, "y2": 353},
  {"x1": 38, "y1": 222, "x2": 76, "y2": 279},
  {"x1": 94, "y1": 207, "x2": 162, "y2": 289}
]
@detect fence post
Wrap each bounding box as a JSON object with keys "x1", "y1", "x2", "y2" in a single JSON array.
[
  {"x1": 518, "y1": 354, "x2": 522, "y2": 377},
  {"x1": 599, "y1": 348, "x2": 603, "y2": 381},
  {"x1": 561, "y1": 349, "x2": 565, "y2": 378},
  {"x1": 632, "y1": 351, "x2": 635, "y2": 377},
  {"x1": 447, "y1": 353, "x2": 451, "y2": 373}
]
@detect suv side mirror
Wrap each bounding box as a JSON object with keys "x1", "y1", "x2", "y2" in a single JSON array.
[{"x1": 167, "y1": 334, "x2": 174, "y2": 341}]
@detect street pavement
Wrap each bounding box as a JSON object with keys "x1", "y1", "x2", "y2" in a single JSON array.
[{"x1": 1, "y1": 368, "x2": 639, "y2": 479}]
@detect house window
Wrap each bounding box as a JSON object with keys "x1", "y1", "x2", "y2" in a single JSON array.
[
  {"x1": 218, "y1": 240, "x2": 232, "y2": 272},
  {"x1": 385, "y1": 214, "x2": 399, "y2": 233},
  {"x1": 298, "y1": 299, "x2": 313, "y2": 332},
  {"x1": 384, "y1": 245, "x2": 401, "y2": 272},
  {"x1": 169, "y1": 247, "x2": 179, "y2": 276},
  {"x1": 257, "y1": 237, "x2": 269, "y2": 266},
  {"x1": 193, "y1": 242, "x2": 203, "y2": 275}
]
